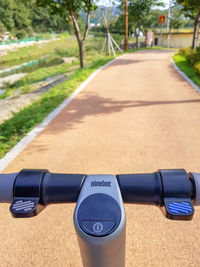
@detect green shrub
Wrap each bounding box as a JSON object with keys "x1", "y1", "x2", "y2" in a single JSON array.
[
  {"x1": 179, "y1": 47, "x2": 194, "y2": 57},
  {"x1": 194, "y1": 61, "x2": 200, "y2": 75},
  {"x1": 179, "y1": 47, "x2": 200, "y2": 66},
  {"x1": 187, "y1": 53, "x2": 200, "y2": 65},
  {"x1": 16, "y1": 30, "x2": 27, "y2": 40},
  {"x1": 196, "y1": 47, "x2": 200, "y2": 53}
]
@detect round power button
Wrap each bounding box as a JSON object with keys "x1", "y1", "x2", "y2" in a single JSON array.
[{"x1": 93, "y1": 222, "x2": 103, "y2": 233}]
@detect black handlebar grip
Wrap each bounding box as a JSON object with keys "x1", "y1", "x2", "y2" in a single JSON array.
[
  {"x1": 117, "y1": 172, "x2": 163, "y2": 205},
  {"x1": 0, "y1": 173, "x2": 18, "y2": 203},
  {"x1": 41, "y1": 172, "x2": 86, "y2": 204}
]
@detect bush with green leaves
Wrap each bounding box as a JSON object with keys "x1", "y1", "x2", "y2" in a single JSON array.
[
  {"x1": 194, "y1": 61, "x2": 200, "y2": 75},
  {"x1": 16, "y1": 30, "x2": 27, "y2": 40},
  {"x1": 179, "y1": 47, "x2": 194, "y2": 57},
  {"x1": 187, "y1": 53, "x2": 200, "y2": 66},
  {"x1": 179, "y1": 47, "x2": 200, "y2": 66}
]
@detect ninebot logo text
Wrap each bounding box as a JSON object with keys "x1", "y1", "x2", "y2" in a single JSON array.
[{"x1": 91, "y1": 181, "x2": 111, "y2": 187}]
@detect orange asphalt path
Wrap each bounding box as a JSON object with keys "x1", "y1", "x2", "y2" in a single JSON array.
[{"x1": 1, "y1": 50, "x2": 200, "y2": 267}]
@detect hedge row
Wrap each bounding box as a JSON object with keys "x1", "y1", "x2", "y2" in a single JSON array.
[{"x1": 179, "y1": 47, "x2": 200, "y2": 76}]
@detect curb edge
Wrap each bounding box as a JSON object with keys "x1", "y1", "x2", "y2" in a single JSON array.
[{"x1": 171, "y1": 58, "x2": 200, "y2": 94}]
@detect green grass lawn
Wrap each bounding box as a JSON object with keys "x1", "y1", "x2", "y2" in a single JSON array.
[{"x1": 173, "y1": 53, "x2": 200, "y2": 87}]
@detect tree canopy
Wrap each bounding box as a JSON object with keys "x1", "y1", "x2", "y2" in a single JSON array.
[
  {"x1": 0, "y1": 0, "x2": 69, "y2": 36},
  {"x1": 176, "y1": 0, "x2": 200, "y2": 49},
  {"x1": 176, "y1": 0, "x2": 200, "y2": 15}
]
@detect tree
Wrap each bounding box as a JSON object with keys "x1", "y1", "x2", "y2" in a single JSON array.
[
  {"x1": 0, "y1": 0, "x2": 71, "y2": 36},
  {"x1": 110, "y1": 13, "x2": 133, "y2": 35},
  {"x1": 170, "y1": 5, "x2": 184, "y2": 30},
  {"x1": 0, "y1": 0, "x2": 32, "y2": 36},
  {"x1": 0, "y1": 0, "x2": 15, "y2": 32},
  {"x1": 0, "y1": 21, "x2": 6, "y2": 33},
  {"x1": 176, "y1": 0, "x2": 200, "y2": 49},
  {"x1": 128, "y1": 0, "x2": 163, "y2": 48},
  {"x1": 13, "y1": 1, "x2": 32, "y2": 32},
  {"x1": 37, "y1": 0, "x2": 97, "y2": 68},
  {"x1": 31, "y1": 6, "x2": 69, "y2": 33}
]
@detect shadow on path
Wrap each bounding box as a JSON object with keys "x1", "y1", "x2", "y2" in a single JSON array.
[
  {"x1": 45, "y1": 93, "x2": 200, "y2": 134},
  {"x1": 28, "y1": 93, "x2": 200, "y2": 153}
]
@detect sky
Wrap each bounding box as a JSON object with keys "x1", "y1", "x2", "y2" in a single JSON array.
[
  {"x1": 97, "y1": 0, "x2": 170, "y2": 9},
  {"x1": 162, "y1": 0, "x2": 170, "y2": 8}
]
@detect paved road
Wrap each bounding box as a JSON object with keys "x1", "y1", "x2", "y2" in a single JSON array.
[{"x1": 2, "y1": 50, "x2": 200, "y2": 267}]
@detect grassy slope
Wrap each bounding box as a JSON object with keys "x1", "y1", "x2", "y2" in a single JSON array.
[
  {"x1": 0, "y1": 36, "x2": 104, "y2": 99},
  {"x1": 0, "y1": 58, "x2": 112, "y2": 158},
  {"x1": 0, "y1": 39, "x2": 78, "y2": 67},
  {"x1": 0, "y1": 36, "x2": 104, "y2": 68},
  {"x1": 0, "y1": 61, "x2": 79, "y2": 98},
  {"x1": 173, "y1": 53, "x2": 200, "y2": 87}
]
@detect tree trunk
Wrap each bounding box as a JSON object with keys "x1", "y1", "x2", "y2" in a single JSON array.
[
  {"x1": 78, "y1": 40, "x2": 84, "y2": 69},
  {"x1": 70, "y1": 14, "x2": 85, "y2": 68},
  {"x1": 135, "y1": 28, "x2": 140, "y2": 49},
  {"x1": 124, "y1": 0, "x2": 129, "y2": 51},
  {"x1": 192, "y1": 11, "x2": 200, "y2": 50},
  {"x1": 136, "y1": 35, "x2": 139, "y2": 48},
  {"x1": 69, "y1": 2, "x2": 92, "y2": 69},
  {"x1": 83, "y1": 12, "x2": 91, "y2": 41},
  {"x1": 136, "y1": 32, "x2": 140, "y2": 48}
]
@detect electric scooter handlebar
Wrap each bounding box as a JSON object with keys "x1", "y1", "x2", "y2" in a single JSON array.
[
  {"x1": 1, "y1": 169, "x2": 200, "y2": 267},
  {"x1": 0, "y1": 169, "x2": 200, "y2": 220}
]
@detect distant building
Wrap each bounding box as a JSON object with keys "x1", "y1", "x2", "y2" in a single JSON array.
[{"x1": 154, "y1": 32, "x2": 200, "y2": 48}]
